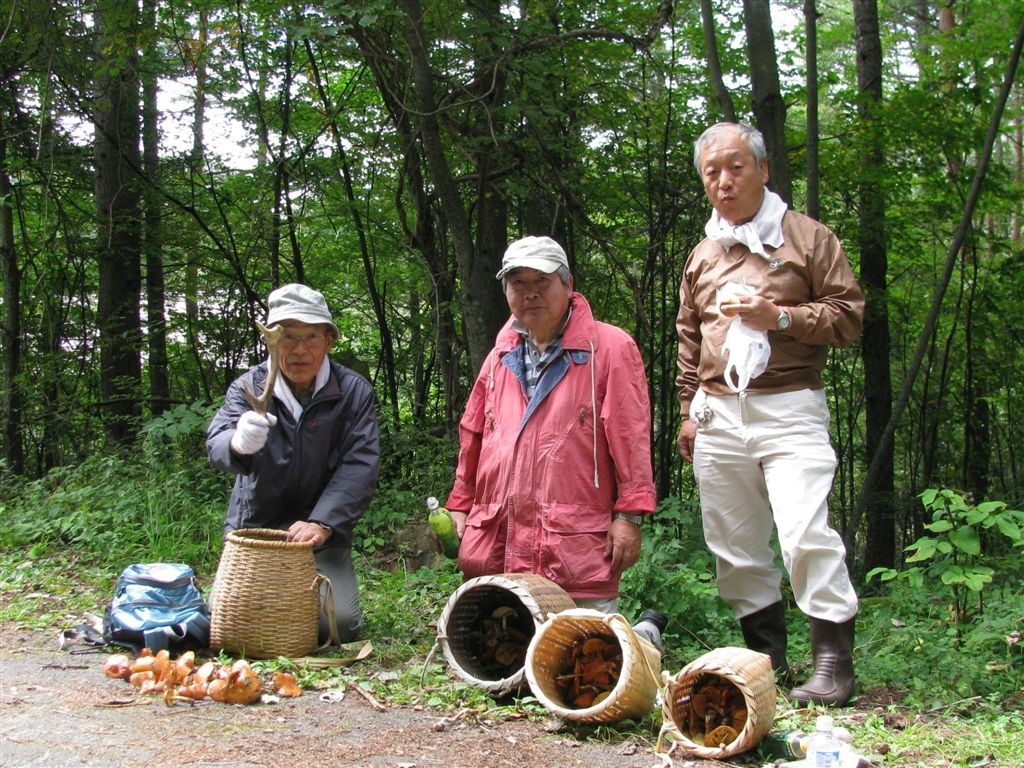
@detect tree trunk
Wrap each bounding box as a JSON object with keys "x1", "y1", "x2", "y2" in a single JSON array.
[
  {"x1": 962, "y1": 239, "x2": 991, "y2": 501},
  {"x1": 185, "y1": 11, "x2": 211, "y2": 404},
  {"x1": 141, "y1": 0, "x2": 169, "y2": 417},
  {"x1": 303, "y1": 38, "x2": 399, "y2": 425},
  {"x1": 853, "y1": 0, "x2": 894, "y2": 572},
  {"x1": 347, "y1": 21, "x2": 465, "y2": 434},
  {"x1": 0, "y1": 132, "x2": 24, "y2": 473},
  {"x1": 699, "y1": 0, "x2": 736, "y2": 122},
  {"x1": 400, "y1": 0, "x2": 506, "y2": 374},
  {"x1": 804, "y1": 0, "x2": 820, "y2": 219},
  {"x1": 1013, "y1": 101, "x2": 1022, "y2": 245},
  {"x1": 94, "y1": 0, "x2": 143, "y2": 445},
  {"x1": 743, "y1": 0, "x2": 792, "y2": 203}
]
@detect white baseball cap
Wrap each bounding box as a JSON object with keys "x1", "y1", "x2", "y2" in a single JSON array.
[
  {"x1": 266, "y1": 283, "x2": 339, "y2": 337},
  {"x1": 495, "y1": 236, "x2": 569, "y2": 280}
]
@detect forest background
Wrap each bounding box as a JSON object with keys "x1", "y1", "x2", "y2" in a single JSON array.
[{"x1": 1, "y1": 1, "x2": 1024, "y2": 761}]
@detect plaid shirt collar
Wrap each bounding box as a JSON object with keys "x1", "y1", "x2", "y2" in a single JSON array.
[{"x1": 512, "y1": 309, "x2": 572, "y2": 398}]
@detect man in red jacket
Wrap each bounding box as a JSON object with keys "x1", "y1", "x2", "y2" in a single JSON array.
[{"x1": 446, "y1": 236, "x2": 661, "y2": 638}]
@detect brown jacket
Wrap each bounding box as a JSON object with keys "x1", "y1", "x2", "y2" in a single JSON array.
[{"x1": 675, "y1": 209, "x2": 864, "y2": 416}]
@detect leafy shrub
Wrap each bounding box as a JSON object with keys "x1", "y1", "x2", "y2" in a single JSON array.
[
  {"x1": 354, "y1": 426, "x2": 459, "y2": 554},
  {"x1": 856, "y1": 582, "x2": 1024, "y2": 707},
  {"x1": 867, "y1": 489, "x2": 1024, "y2": 623},
  {"x1": 0, "y1": 407, "x2": 230, "y2": 576},
  {"x1": 860, "y1": 489, "x2": 1024, "y2": 705},
  {"x1": 141, "y1": 399, "x2": 222, "y2": 463}
]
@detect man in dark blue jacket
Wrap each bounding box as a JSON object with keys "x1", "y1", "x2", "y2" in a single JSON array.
[{"x1": 207, "y1": 284, "x2": 380, "y2": 642}]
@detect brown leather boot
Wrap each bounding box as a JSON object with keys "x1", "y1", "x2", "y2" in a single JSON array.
[
  {"x1": 739, "y1": 601, "x2": 791, "y2": 685},
  {"x1": 788, "y1": 616, "x2": 856, "y2": 706}
]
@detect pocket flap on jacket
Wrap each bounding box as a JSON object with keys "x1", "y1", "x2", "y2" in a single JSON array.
[
  {"x1": 466, "y1": 502, "x2": 502, "y2": 528},
  {"x1": 541, "y1": 502, "x2": 610, "y2": 534}
]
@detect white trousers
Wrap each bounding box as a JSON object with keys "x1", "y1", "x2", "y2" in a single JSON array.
[{"x1": 691, "y1": 388, "x2": 858, "y2": 623}]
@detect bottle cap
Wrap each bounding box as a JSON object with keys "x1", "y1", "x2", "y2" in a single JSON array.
[
  {"x1": 426, "y1": 496, "x2": 439, "y2": 509},
  {"x1": 815, "y1": 715, "x2": 834, "y2": 731}
]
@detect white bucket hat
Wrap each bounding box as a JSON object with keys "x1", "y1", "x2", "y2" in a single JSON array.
[
  {"x1": 495, "y1": 236, "x2": 569, "y2": 280},
  {"x1": 265, "y1": 284, "x2": 339, "y2": 337}
]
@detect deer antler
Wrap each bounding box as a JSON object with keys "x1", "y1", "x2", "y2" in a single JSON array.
[{"x1": 242, "y1": 321, "x2": 284, "y2": 415}]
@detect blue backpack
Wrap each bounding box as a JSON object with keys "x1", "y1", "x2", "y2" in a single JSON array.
[{"x1": 103, "y1": 563, "x2": 211, "y2": 653}]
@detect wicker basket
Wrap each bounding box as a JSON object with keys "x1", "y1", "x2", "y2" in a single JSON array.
[
  {"x1": 656, "y1": 646, "x2": 776, "y2": 760},
  {"x1": 437, "y1": 573, "x2": 576, "y2": 696},
  {"x1": 525, "y1": 608, "x2": 662, "y2": 724},
  {"x1": 209, "y1": 528, "x2": 324, "y2": 659}
]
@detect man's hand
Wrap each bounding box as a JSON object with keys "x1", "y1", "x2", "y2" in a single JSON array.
[
  {"x1": 677, "y1": 419, "x2": 697, "y2": 463},
  {"x1": 429, "y1": 510, "x2": 467, "y2": 554},
  {"x1": 230, "y1": 411, "x2": 278, "y2": 455},
  {"x1": 605, "y1": 517, "x2": 642, "y2": 576},
  {"x1": 720, "y1": 294, "x2": 781, "y2": 331},
  {"x1": 450, "y1": 510, "x2": 468, "y2": 539},
  {"x1": 286, "y1": 520, "x2": 331, "y2": 547}
]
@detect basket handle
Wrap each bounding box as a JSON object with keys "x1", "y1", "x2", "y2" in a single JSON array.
[
  {"x1": 603, "y1": 612, "x2": 662, "y2": 691},
  {"x1": 654, "y1": 724, "x2": 677, "y2": 766},
  {"x1": 315, "y1": 573, "x2": 341, "y2": 650}
]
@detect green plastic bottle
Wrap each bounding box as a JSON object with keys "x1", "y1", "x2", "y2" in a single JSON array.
[
  {"x1": 760, "y1": 729, "x2": 810, "y2": 759},
  {"x1": 426, "y1": 496, "x2": 460, "y2": 559}
]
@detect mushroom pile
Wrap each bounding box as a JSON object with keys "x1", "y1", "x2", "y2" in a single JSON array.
[
  {"x1": 103, "y1": 649, "x2": 301, "y2": 705},
  {"x1": 675, "y1": 674, "x2": 748, "y2": 748},
  {"x1": 555, "y1": 634, "x2": 622, "y2": 709},
  {"x1": 472, "y1": 605, "x2": 531, "y2": 677}
]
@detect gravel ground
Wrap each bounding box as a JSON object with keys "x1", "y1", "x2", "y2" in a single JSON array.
[{"x1": 1, "y1": 624, "x2": 741, "y2": 768}]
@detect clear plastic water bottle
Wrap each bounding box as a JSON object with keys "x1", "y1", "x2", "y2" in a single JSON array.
[
  {"x1": 806, "y1": 715, "x2": 843, "y2": 768},
  {"x1": 426, "y1": 496, "x2": 460, "y2": 559}
]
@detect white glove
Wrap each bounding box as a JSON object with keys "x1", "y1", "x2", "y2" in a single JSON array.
[{"x1": 230, "y1": 411, "x2": 278, "y2": 455}]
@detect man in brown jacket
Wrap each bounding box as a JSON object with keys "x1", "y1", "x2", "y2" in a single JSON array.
[{"x1": 676, "y1": 123, "x2": 864, "y2": 706}]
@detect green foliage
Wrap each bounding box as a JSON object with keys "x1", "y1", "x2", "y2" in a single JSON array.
[
  {"x1": 141, "y1": 400, "x2": 223, "y2": 462},
  {"x1": 0, "y1": 414, "x2": 229, "y2": 577},
  {"x1": 867, "y1": 489, "x2": 1024, "y2": 623},
  {"x1": 856, "y1": 583, "x2": 1024, "y2": 708},
  {"x1": 358, "y1": 561, "x2": 462, "y2": 667},
  {"x1": 354, "y1": 427, "x2": 459, "y2": 554},
  {"x1": 857, "y1": 490, "x2": 1024, "y2": 708}
]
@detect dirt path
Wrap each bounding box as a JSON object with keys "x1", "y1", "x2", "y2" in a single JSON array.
[{"x1": 1, "y1": 625, "x2": 736, "y2": 768}]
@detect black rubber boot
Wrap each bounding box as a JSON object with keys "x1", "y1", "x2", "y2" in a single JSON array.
[
  {"x1": 739, "y1": 601, "x2": 791, "y2": 684},
  {"x1": 633, "y1": 608, "x2": 668, "y2": 651},
  {"x1": 638, "y1": 608, "x2": 668, "y2": 633},
  {"x1": 788, "y1": 616, "x2": 856, "y2": 706}
]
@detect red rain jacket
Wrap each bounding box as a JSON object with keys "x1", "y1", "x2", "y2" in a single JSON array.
[{"x1": 446, "y1": 292, "x2": 656, "y2": 600}]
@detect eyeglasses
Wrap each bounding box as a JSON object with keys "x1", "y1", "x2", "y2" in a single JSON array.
[{"x1": 280, "y1": 331, "x2": 331, "y2": 350}]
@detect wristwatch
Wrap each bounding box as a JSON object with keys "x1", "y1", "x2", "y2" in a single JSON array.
[
  {"x1": 613, "y1": 512, "x2": 644, "y2": 526},
  {"x1": 776, "y1": 309, "x2": 791, "y2": 332}
]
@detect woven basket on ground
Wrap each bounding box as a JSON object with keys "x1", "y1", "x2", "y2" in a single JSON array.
[
  {"x1": 656, "y1": 646, "x2": 776, "y2": 760},
  {"x1": 209, "y1": 528, "x2": 324, "y2": 659},
  {"x1": 524, "y1": 608, "x2": 662, "y2": 724},
  {"x1": 437, "y1": 573, "x2": 576, "y2": 696}
]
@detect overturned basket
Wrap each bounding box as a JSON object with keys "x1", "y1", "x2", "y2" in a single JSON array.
[
  {"x1": 657, "y1": 646, "x2": 776, "y2": 760},
  {"x1": 209, "y1": 528, "x2": 328, "y2": 659},
  {"x1": 525, "y1": 609, "x2": 662, "y2": 724},
  {"x1": 437, "y1": 573, "x2": 576, "y2": 696}
]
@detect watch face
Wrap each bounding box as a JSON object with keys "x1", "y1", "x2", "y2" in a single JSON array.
[{"x1": 778, "y1": 312, "x2": 791, "y2": 331}]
